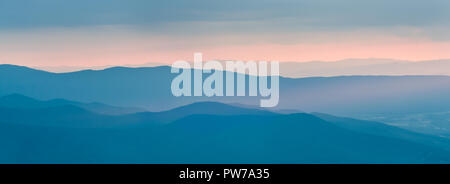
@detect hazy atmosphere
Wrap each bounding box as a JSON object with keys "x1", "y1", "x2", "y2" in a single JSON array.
[
  {"x1": 2, "y1": 0, "x2": 450, "y2": 166},
  {"x1": 1, "y1": 0, "x2": 450, "y2": 67}
]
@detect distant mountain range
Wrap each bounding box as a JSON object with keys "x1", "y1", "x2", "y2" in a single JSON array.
[
  {"x1": 279, "y1": 58, "x2": 450, "y2": 78},
  {"x1": 29, "y1": 59, "x2": 450, "y2": 78},
  {"x1": 200, "y1": 58, "x2": 450, "y2": 78},
  {"x1": 0, "y1": 94, "x2": 145, "y2": 115},
  {"x1": 33, "y1": 62, "x2": 166, "y2": 73},
  {"x1": 2, "y1": 64, "x2": 450, "y2": 114},
  {"x1": 1, "y1": 94, "x2": 450, "y2": 163},
  {"x1": 2, "y1": 64, "x2": 450, "y2": 136}
]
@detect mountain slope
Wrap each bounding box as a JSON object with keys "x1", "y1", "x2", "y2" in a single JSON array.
[
  {"x1": 0, "y1": 100, "x2": 450, "y2": 163},
  {"x1": 0, "y1": 94, "x2": 145, "y2": 115},
  {"x1": 2, "y1": 64, "x2": 450, "y2": 115},
  {"x1": 161, "y1": 113, "x2": 450, "y2": 163},
  {"x1": 313, "y1": 113, "x2": 450, "y2": 152},
  {"x1": 3, "y1": 64, "x2": 450, "y2": 135}
]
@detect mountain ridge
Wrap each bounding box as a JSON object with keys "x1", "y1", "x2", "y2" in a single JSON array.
[
  {"x1": 0, "y1": 93, "x2": 145, "y2": 115},
  {"x1": 5, "y1": 58, "x2": 450, "y2": 77},
  {"x1": 1, "y1": 94, "x2": 450, "y2": 163},
  {"x1": 3, "y1": 64, "x2": 450, "y2": 135}
]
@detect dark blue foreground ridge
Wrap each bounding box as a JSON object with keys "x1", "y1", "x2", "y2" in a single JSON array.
[{"x1": 0, "y1": 94, "x2": 449, "y2": 163}]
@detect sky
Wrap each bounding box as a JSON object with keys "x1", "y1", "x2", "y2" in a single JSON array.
[{"x1": 0, "y1": 0, "x2": 450, "y2": 67}]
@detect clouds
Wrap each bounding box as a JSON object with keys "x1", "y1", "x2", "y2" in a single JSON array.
[
  {"x1": 1, "y1": 0, "x2": 450, "y2": 66},
  {"x1": 1, "y1": 0, "x2": 450, "y2": 43},
  {"x1": 1, "y1": 0, "x2": 449, "y2": 30}
]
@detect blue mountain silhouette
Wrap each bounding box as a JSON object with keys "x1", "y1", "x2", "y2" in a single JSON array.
[
  {"x1": 0, "y1": 93, "x2": 145, "y2": 115},
  {"x1": 4, "y1": 64, "x2": 450, "y2": 135},
  {"x1": 1, "y1": 64, "x2": 450, "y2": 116},
  {"x1": 0, "y1": 94, "x2": 450, "y2": 163}
]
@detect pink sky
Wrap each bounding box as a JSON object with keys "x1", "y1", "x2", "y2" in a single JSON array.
[{"x1": 1, "y1": 27, "x2": 450, "y2": 67}]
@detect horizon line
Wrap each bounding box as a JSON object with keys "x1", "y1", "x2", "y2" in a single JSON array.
[{"x1": 2, "y1": 62, "x2": 450, "y2": 79}]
